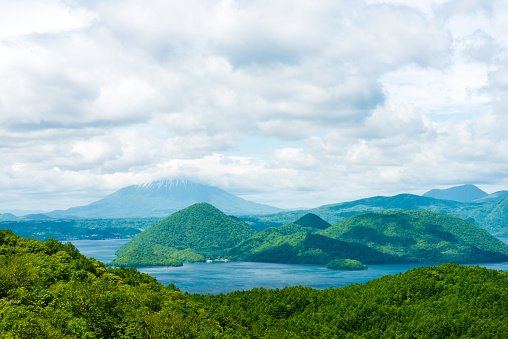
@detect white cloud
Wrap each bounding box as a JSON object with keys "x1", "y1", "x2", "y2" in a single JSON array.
[
  {"x1": 1, "y1": 0, "x2": 508, "y2": 210},
  {"x1": 0, "y1": 0, "x2": 95, "y2": 39}
]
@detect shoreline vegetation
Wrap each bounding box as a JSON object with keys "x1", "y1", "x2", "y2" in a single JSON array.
[{"x1": 1, "y1": 229, "x2": 508, "y2": 338}]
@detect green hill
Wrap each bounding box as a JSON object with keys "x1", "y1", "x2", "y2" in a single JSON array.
[
  {"x1": 2, "y1": 230, "x2": 508, "y2": 338},
  {"x1": 114, "y1": 203, "x2": 256, "y2": 264},
  {"x1": 322, "y1": 210, "x2": 508, "y2": 263},
  {"x1": 114, "y1": 205, "x2": 508, "y2": 266},
  {"x1": 473, "y1": 190, "x2": 508, "y2": 204},
  {"x1": 294, "y1": 213, "x2": 331, "y2": 229},
  {"x1": 0, "y1": 229, "x2": 222, "y2": 337},
  {"x1": 240, "y1": 193, "x2": 508, "y2": 236},
  {"x1": 110, "y1": 247, "x2": 183, "y2": 267},
  {"x1": 0, "y1": 213, "x2": 17, "y2": 221},
  {"x1": 240, "y1": 194, "x2": 469, "y2": 228},
  {"x1": 477, "y1": 197, "x2": 508, "y2": 235},
  {"x1": 228, "y1": 223, "x2": 401, "y2": 264}
]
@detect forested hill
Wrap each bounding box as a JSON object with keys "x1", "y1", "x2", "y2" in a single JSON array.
[
  {"x1": 240, "y1": 193, "x2": 508, "y2": 236},
  {"x1": 113, "y1": 203, "x2": 256, "y2": 264},
  {"x1": 109, "y1": 204, "x2": 508, "y2": 267},
  {"x1": 322, "y1": 210, "x2": 508, "y2": 263},
  {"x1": 228, "y1": 210, "x2": 508, "y2": 265},
  {"x1": 240, "y1": 194, "x2": 468, "y2": 229},
  {"x1": 294, "y1": 213, "x2": 331, "y2": 229},
  {"x1": 1, "y1": 230, "x2": 508, "y2": 338},
  {"x1": 227, "y1": 223, "x2": 401, "y2": 265}
]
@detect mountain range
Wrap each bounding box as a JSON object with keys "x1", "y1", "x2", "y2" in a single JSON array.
[
  {"x1": 5, "y1": 181, "x2": 508, "y2": 239},
  {"x1": 46, "y1": 179, "x2": 282, "y2": 218},
  {"x1": 240, "y1": 190, "x2": 508, "y2": 236},
  {"x1": 111, "y1": 202, "x2": 508, "y2": 267}
]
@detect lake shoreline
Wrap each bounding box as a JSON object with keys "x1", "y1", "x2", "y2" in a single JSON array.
[{"x1": 69, "y1": 237, "x2": 508, "y2": 294}]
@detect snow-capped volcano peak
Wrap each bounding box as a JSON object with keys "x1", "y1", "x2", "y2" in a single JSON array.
[
  {"x1": 48, "y1": 178, "x2": 282, "y2": 218},
  {"x1": 136, "y1": 179, "x2": 200, "y2": 191}
]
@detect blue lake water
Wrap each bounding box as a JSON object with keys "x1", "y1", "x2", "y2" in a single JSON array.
[{"x1": 69, "y1": 237, "x2": 508, "y2": 294}]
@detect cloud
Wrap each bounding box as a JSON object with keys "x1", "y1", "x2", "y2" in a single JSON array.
[
  {"x1": 460, "y1": 30, "x2": 503, "y2": 63},
  {"x1": 1, "y1": 0, "x2": 508, "y2": 210},
  {"x1": 0, "y1": 0, "x2": 95, "y2": 39},
  {"x1": 436, "y1": 0, "x2": 495, "y2": 19}
]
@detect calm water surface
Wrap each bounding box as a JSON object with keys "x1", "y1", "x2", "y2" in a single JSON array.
[{"x1": 70, "y1": 237, "x2": 508, "y2": 294}]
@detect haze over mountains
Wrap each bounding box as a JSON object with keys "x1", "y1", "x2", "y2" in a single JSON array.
[{"x1": 47, "y1": 179, "x2": 282, "y2": 218}]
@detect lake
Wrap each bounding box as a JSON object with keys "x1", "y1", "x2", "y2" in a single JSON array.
[{"x1": 69, "y1": 237, "x2": 508, "y2": 294}]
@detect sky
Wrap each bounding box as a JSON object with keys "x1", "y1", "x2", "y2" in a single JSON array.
[{"x1": 1, "y1": 0, "x2": 508, "y2": 212}]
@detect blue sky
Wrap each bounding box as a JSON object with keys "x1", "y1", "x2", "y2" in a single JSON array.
[{"x1": 1, "y1": 0, "x2": 508, "y2": 212}]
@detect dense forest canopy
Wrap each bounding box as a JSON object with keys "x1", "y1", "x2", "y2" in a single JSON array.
[
  {"x1": 1, "y1": 230, "x2": 508, "y2": 338},
  {"x1": 322, "y1": 210, "x2": 508, "y2": 263},
  {"x1": 241, "y1": 194, "x2": 508, "y2": 236},
  {"x1": 112, "y1": 206, "x2": 508, "y2": 267},
  {"x1": 114, "y1": 203, "x2": 256, "y2": 263}
]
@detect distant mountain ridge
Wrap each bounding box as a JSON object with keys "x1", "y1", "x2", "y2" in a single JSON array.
[
  {"x1": 322, "y1": 210, "x2": 508, "y2": 263},
  {"x1": 422, "y1": 184, "x2": 487, "y2": 202},
  {"x1": 47, "y1": 179, "x2": 282, "y2": 218},
  {"x1": 0, "y1": 213, "x2": 18, "y2": 221},
  {"x1": 240, "y1": 192, "x2": 508, "y2": 236},
  {"x1": 473, "y1": 190, "x2": 508, "y2": 204}
]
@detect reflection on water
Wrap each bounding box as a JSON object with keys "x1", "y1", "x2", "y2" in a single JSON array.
[{"x1": 69, "y1": 237, "x2": 508, "y2": 294}]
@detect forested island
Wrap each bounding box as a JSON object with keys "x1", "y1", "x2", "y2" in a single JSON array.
[
  {"x1": 1, "y1": 230, "x2": 508, "y2": 338},
  {"x1": 111, "y1": 203, "x2": 508, "y2": 268},
  {"x1": 325, "y1": 259, "x2": 368, "y2": 270}
]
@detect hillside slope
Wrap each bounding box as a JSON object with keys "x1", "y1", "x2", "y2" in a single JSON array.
[
  {"x1": 241, "y1": 193, "x2": 470, "y2": 227},
  {"x1": 322, "y1": 210, "x2": 508, "y2": 263},
  {"x1": 190, "y1": 263, "x2": 508, "y2": 338},
  {"x1": 228, "y1": 223, "x2": 400, "y2": 264},
  {"x1": 241, "y1": 192, "x2": 508, "y2": 236},
  {"x1": 473, "y1": 190, "x2": 508, "y2": 204},
  {"x1": 480, "y1": 197, "x2": 508, "y2": 235},
  {"x1": 294, "y1": 213, "x2": 331, "y2": 229},
  {"x1": 114, "y1": 203, "x2": 256, "y2": 265}
]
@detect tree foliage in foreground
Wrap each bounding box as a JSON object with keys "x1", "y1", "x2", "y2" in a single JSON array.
[
  {"x1": 192, "y1": 263, "x2": 508, "y2": 338},
  {"x1": 2, "y1": 229, "x2": 508, "y2": 338},
  {"x1": 0, "y1": 230, "x2": 220, "y2": 338}
]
